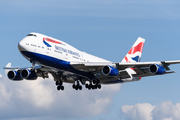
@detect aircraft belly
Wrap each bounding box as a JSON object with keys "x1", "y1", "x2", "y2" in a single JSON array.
[{"x1": 20, "y1": 51, "x2": 94, "y2": 79}]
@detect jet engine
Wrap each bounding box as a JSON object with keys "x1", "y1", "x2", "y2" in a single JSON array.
[
  {"x1": 20, "y1": 69, "x2": 37, "y2": 80},
  {"x1": 7, "y1": 70, "x2": 23, "y2": 81},
  {"x1": 149, "y1": 64, "x2": 166, "y2": 74},
  {"x1": 102, "y1": 65, "x2": 119, "y2": 76}
]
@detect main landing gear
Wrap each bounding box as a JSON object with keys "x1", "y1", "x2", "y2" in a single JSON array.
[
  {"x1": 72, "y1": 80, "x2": 82, "y2": 90},
  {"x1": 56, "y1": 81, "x2": 64, "y2": 91},
  {"x1": 72, "y1": 79, "x2": 102, "y2": 91},
  {"x1": 55, "y1": 78, "x2": 102, "y2": 91},
  {"x1": 85, "y1": 79, "x2": 101, "y2": 90}
]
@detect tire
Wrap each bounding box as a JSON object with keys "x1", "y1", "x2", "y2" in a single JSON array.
[
  {"x1": 57, "y1": 86, "x2": 61, "y2": 91},
  {"x1": 55, "y1": 81, "x2": 59, "y2": 86},
  {"x1": 72, "y1": 84, "x2": 75, "y2": 89},
  {"x1": 94, "y1": 85, "x2": 97, "y2": 89},
  {"x1": 88, "y1": 86, "x2": 91, "y2": 90},
  {"x1": 79, "y1": 85, "x2": 82, "y2": 90},
  {"x1": 61, "y1": 86, "x2": 64, "y2": 90},
  {"x1": 85, "y1": 84, "x2": 88, "y2": 88},
  {"x1": 75, "y1": 86, "x2": 78, "y2": 90},
  {"x1": 98, "y1": 84, "x2": 101, "y2": 89}
]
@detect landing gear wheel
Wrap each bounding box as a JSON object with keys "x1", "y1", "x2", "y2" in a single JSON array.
[
  {"x1": 61, "y1": 86, "x2": 64, "y2": 90},
  {"x1": 57, "y1": 86, "x2": 61, "y2": 91},
  {"x1": 98, "y1": 84, "x2": 101, "y2": 89},
  {"x1": 79, "y1": 85, "x2": 82, "y2": 90},
  {"x1": 88, "y1": 86, "x2": 91, "y2": 90},
  {"x1": 72, "y1": 84, "x2": 75, "y2": 89},
  {"x1": 75, "y1": 86, "x2": 78, "y2": 90},
  {"x1": 94, "y1": 85, "x2": 97, "y2": 89},
  {"x1": 85, "y1": 84, "x2": 88, "y2": 88}
]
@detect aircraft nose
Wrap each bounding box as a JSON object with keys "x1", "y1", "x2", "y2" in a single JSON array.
[{"x1": 18, "y1": 39, "x2": 26, "y2": 51}]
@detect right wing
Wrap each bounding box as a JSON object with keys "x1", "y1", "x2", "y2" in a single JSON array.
[{"x1": 70, "y1": 60, "x2": 180, "y2": 80}]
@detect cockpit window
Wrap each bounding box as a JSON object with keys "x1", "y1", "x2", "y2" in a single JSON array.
[{"x1": 27, "y1": 34, "x2": 37, "y2": 37}]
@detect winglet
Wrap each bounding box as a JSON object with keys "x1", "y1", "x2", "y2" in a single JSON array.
[
  {"x1": 5, "y1": 63, "x2": 12, "y2": 67},
  {"x1": 4, "y1": 63, "x2": 12, "y2": 75},
  {"x1": 121, "y1": 37, "x2": 145, "y2": 63},
  {"x1": 3, "y1": 63, "x2": 18, "y2": 69}
]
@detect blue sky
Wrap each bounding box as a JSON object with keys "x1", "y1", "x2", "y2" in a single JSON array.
[{"x1": 1, "y1": 0, "x2": 180, "y2": 120}]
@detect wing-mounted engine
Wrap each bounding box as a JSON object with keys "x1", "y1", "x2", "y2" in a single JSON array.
[
  {"x1": 102, "y1": 65, "x2": 119, "y2": 76},
  {"x1": 149, "y1": 64, "x2": 166, "y2": 74},
  {"x1": 20, "y1": 69, "x2": 37, "y2": 80},
  {"x1": 7, "y1": 70, "x2": 23, "y2": 81}
]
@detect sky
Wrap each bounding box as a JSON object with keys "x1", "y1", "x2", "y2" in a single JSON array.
[{"x1": 1, "y1": 0, "x2": 180, "y2": 120}]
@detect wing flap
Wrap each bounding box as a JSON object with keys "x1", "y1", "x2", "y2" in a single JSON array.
[{"x1": 119, "y1": 70, "x2": 131, "y2": 79}]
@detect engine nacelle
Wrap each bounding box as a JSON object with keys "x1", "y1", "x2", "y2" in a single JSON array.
[
  {"x1": 102, "y1": 65, "x2": 119, "y2": 76},
  {"x1": 20, "y1": 69, "x2": 37, "y2": 80},
  {"x1": 7, "y1": 70, "x2": 23, "y2": 81},
  {"x1": 149, "y1": 64, "x2": 166, "y2": 74}
]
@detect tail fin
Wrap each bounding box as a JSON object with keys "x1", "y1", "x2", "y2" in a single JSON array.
[{"x1": 121, "y1": 37, "x2": 145, "y2": 63}]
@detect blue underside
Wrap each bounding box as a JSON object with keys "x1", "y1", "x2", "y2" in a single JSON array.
[{"x1": 21, "y1": 51, "x2": 94, "y2": 79}]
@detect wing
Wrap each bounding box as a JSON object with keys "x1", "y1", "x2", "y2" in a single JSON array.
[
  {"x1": 4, "y1": 60, "x2": 180, "y2": 84},
  {"x1": 70, "y1": 60, "x2": 180, "y2": 81},
  {"x1": 3, "y1": 63, "x2": 83, "y2": 83},
  {"x1": 117, "y1": 60, "x2": 180, "y2": 77},
  {"x1": 3, "y1": 63, "x2": 50, "y2": 80}
]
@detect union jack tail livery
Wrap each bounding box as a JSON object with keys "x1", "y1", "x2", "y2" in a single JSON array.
[{"x1": 121, "y1": 37, "x2": 145, "y2": 63}]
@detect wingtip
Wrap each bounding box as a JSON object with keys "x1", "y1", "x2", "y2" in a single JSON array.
[{"x1": 5, "y1": 63, "x2": 12, "y2": 67}]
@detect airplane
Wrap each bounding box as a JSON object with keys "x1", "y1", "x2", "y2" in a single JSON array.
[{"x1": 4, "y1": 32, "x2": 180, "y2": 91}]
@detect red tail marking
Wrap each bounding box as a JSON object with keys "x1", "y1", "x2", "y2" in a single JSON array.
[
  {"x1": 128, "y1": 42, "x2": 144, "y2": 55},
  {"x1": 125, "y1": 56, "x2": 130, "y2": 63}
]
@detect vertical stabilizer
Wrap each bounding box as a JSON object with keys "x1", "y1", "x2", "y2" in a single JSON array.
[{"x1": 121, "y1": 37, "x2": 145, "y2": 63}]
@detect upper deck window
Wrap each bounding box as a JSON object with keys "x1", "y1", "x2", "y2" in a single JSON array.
[{"x1": 27, "y1": 34, "x2": 37, "y2": 37}]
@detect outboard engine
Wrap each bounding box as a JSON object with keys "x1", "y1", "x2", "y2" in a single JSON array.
[
  {"x1": 20, "y1": 69, "x2": 37, "y2": 80},
  {"x1": 102, "y1": 65, "x2": 119, "y2": 76},
  {"x1": 149, "y1": 64, "x2": 166, "y2": 74},
  {"x1": 7, "y1": 70, "x2": 23, "y2": 81}
]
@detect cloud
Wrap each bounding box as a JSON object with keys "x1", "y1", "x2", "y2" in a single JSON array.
[
  {"x1": 121, "y1": 103, "x2": 155, "y2": 120},
  {"x1": 0, "y1": 75, "x2": 121, "y2": 120},
  {"x1": 121, "y1": 101, "x2": 180, "y2": 120},
  {"x1": 152, "y1": 101, "x2": 180, "y2": 120}
]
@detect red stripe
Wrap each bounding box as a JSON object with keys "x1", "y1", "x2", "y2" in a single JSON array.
[
  {"x1": 125, "y1": 56, "x2": 129, "y2": 62},
  {"x1": 43, "y1": 38, "x2": 62, "y2": 44},
  {"x1": 128, "y1": 42, "x2": 144, "y2": 54}
]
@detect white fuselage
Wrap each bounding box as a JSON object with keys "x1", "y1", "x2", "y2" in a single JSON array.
[
  {"x1": 17, "y1": 33, "x2": 141, "y2": 84},
  {"x1": 18, "y1": 33, "x2": 112, "y2": 80},
  {"x1": 18, "y1": 33, "x2": 110, "y2": 63}
]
